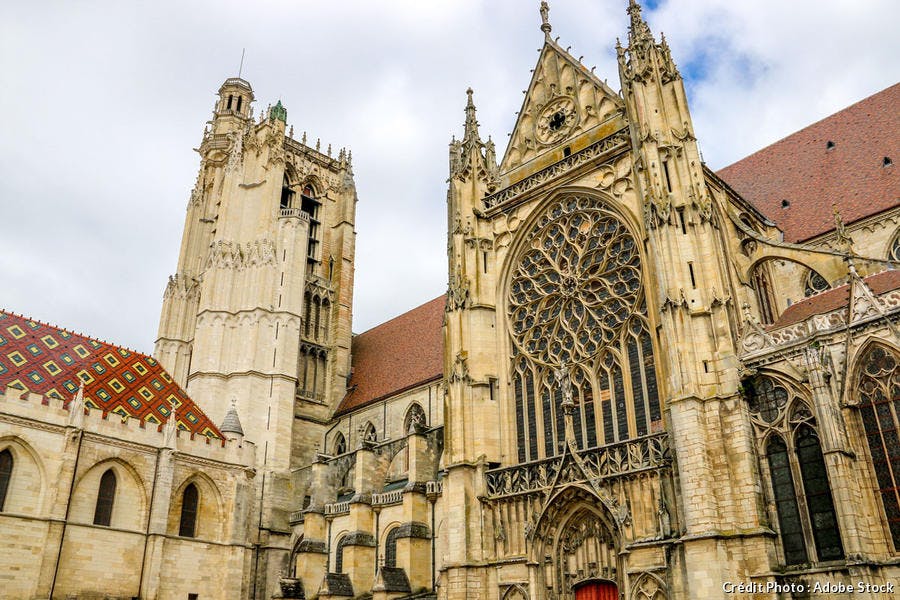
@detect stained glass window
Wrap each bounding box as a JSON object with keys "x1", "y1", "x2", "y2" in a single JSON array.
[
  {"x1": 804, "y1": 270, "x2": 829, "y2": 297},
  {"x1": 767, "y1": 436, "x2": 807, "y2": 565},
  {"x1": 856, "y1": 344, "x2": 900, "y2": 549},
  {"x1": 796, "y1": 427, "x2": 844, "y2": 560},
  {"x1": 508, "y1": 195, "x2": 661, "y2": 461}
]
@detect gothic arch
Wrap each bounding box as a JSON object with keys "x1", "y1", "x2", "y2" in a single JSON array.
[
  {"x1": 888, "y1": 228, "x2": 900, "y2": 262},
  {"x1": 404, "y1": 402, "x2": 427, "y2": 433},
  {"x1": 168, "y1": 471, "x2": 225, "y2": 541},
  {"x1": 0, "y1": 435, "x2": 46, "y2": 515},
  {"x1": 502, "y1": 584, "x2": 529, "y2": 600},
  {"x1": 848, "y1": 340, "x2": 900, "y2": 550},
  {"x1": 529, "y1": 485, "x2": 622, "y2": 600},
  {"x1": 500, "y1": 188, "x2": 665, "y2": 461},
  {"x1": 630, "y1": 572, "x2": 667, "y2": 600},
  {"x1": 70, "y1": 457, "x2": 148, "y2": 530},
  {"x1": 845, "y1": 337, "x2": 900, "y2": 405}
]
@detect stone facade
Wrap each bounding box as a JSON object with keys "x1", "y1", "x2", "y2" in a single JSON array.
[{"x1": 1, "y1": 2, "x2": 899, "y2": 600}]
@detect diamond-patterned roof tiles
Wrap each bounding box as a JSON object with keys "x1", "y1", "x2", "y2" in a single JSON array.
[{"x1": 0, "y1": 310, "x2": 221, "y2": 438}]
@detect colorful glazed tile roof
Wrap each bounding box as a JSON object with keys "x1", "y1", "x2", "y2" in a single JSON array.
[
  {"x1": 0, "y1": 310, "x2": 222, "y2": 438},
  {"x1": 336, "y1": 296, "x2": 445, "y2": 416},
  {"x1": 718, "y1": 83, "x2": 900, "y2": 243}
]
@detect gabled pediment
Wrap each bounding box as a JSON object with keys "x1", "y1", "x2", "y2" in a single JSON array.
[{"x1": 500, "y1": 39, "x2": 625, "y2": 176}]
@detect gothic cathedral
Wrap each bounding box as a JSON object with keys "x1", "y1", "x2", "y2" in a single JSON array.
[{"x1": 1, "y1": 2, "x2": 899, "y2": 600}]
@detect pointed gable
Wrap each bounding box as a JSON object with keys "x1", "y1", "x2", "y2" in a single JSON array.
[{"x1": 500, "y1": 39, "x2": 625, "y2": 178}]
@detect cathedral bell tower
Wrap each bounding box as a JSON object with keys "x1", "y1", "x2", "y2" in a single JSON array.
[{"x1": 155, "y1": 76, "x2": 357, "y2": 473}]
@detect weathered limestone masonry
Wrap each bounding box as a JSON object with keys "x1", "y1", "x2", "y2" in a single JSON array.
[
  {"x1": 3, "y1": 3, "x2": 898, "y2": 599},
  {"x1": 0, "y1": 385, "x2": 255, "y2": 600},
  {"x1": 155, "y1": 76, "x2": 357, "y2": 599}
]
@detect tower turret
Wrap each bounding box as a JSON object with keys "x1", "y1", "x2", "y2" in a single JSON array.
[{"x1": 214, "y1": 77, "x2": 254, "y2": 124}]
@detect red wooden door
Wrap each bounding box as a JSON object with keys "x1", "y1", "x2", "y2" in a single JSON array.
[{"x1": 573, "y1": 579, "x2": 618, "y2": 600}]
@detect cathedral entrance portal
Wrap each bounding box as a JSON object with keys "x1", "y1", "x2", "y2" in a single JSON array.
[
  {"x1": 531, "y1": 487, "x2": 621, "y2": 600},
  {"x1": 573, "y1": 579, "x2": 618, "y2": 600}
]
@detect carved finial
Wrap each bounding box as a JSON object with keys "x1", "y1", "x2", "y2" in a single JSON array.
[
  {"x1": 539, "y1": 1, "x2": 552, "y2": 38},
  {"x1": 463, "y1": 88, "x2": 481, "y2": 143},
  {"x1": 327, "y1": 143, "x2": 332, "y2": 157},
  {"x1": 316, "y1": 138, "x2": 321, "y2": 152},
  {"x1": 301, "y1": 131, "x2": 307, "y2": 144},
  {"x1": 289, "y1": 125, "x2": 294, "y2": 138},
  {"x1": 832, "y1": 204, "x2": 855, "y2": 253},
  {"x1": 626, "y1": 0, "x2": 654, "y2": 46}
]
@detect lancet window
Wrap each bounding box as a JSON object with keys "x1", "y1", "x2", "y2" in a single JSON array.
[
  {"x1": 506, "y1": 195, "x2": 661, "y2": 462},
  {"x1": 404, "y1": 403, "x2": 427, "y2": 434},
  {"x1": 752, "y1": 264, "x2": 776, "y2": 324},
  {"x1": 855, "y1": 344, "x2": 900, "y2": 550},
  {"x1": 301, "y1": 185, "x2": 321, "y2": 265},
  {"x1": 297, "y1": 343, "x2": 327, "y2": 403},
  {"x1": 744, "y1": 374, "x2": 844, "y2": 564},
  {"x1": 179, "y1": 483, "x2": 199, "y2": 538},
  {"x1": 93, "y1": 469, "x2": 117, "y2": 526},
  {"x1": 0, "y1": 449, "x2": 12, "y2": 511}
]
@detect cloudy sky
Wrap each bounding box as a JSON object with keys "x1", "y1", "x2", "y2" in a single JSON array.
[{"x1": 1, "y1": 0, "x2": 897, "y2": 354}]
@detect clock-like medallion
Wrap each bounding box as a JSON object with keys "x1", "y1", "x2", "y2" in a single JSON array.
[{"x1": 535, "y1": 97, "x2": 578, "y2": 145}]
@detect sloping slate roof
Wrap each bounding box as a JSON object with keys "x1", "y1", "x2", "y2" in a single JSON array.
[
  {"x1": 336, "y1": 296, "x2": 445, "y2": 416},
  {"x1": 0, "y1": 310, "x2": 222, "y2": 438},
  {"x1": 718, "y1": 83, "x2": 900, "y2": 242},
  {"x1": 771, "y1": 269, "x2": 900, "y2": 328}
]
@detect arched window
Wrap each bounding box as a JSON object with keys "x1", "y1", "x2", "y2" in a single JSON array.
[
  {"x1": 890, "y1": 231, "x2": 900, "y2": 263},
  {"x1": 301, "y1": 185, "x2": 321, "y2": 265},
  {"x1": 280, "y1": 173, "x2": 295, "y2": 209},
  {"x1": 744, "y1": 375, "x2": 844, "y2": 564},
  {"x1": 796, "y1": 426, "x2": 843, "y2": 561},
  {"x1": 384, "y1": 527, "x2": 402, "y2": 567},
  {"x1": 334, "y1": 432, "x2": 347, "y2": 456},
  {"x1": 179, "y1": 483, "x2": 199, "y2": 538},
  {"x1": 93, "y1": 469, "x2": 117, "y2": 526},
  {"x1": 0, "y1": 449, "x2": 12, "y2": 512},
  {"x1": 404, "y1": 403, "x2": 427, "y2": 434},
  {"x1": 507, "y1": 195, "x2": 661, "y2": 461},
  {"x1": 752, "y1": 264, "x2": 776, "y2": 324},
  {"x1": 856, "y1": 344, "x2": 900, "y2": 549},
  {"x1": 363, "y1": 422, "x2": 377, "y2": 444},
  {"x1": 335, "y1": 535, "x2": 349, "y2": 573},
  {"x1": 804, "y1": 270, "x2": 829, "y2": 297},
  {"x1": 766, "y1": 436, "x2": 807, "y2": 565}
]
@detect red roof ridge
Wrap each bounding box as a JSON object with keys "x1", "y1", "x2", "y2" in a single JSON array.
[{"x1": 353, "y1": 294, "x2": 445, "y2": 337}]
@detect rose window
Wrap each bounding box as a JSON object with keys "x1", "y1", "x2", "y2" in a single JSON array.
[
  {"x1": 507, "y1": 194, "x2": 661, "y2": 462},
  {"x1": 508, "y1": 197, "x2": 641, "y2": 367}
]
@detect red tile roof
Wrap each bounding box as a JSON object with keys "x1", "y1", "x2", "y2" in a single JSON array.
[
  {"x1": 718, "y1": 83, "x2": 900, "y2": 242},
  {"x1": 771, "y1": 269, "x2": 900, "y2": 328},
  {"x1": 0, "y1": 310, "x2": 222, "y2": 438},
  {"x1": 336, "y1": 296, "x2": 445, "y2": 416}
]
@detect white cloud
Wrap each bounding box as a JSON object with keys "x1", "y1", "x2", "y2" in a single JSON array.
[{"x1": 0, "y1": 0, "x2": 896, "y2": 351}]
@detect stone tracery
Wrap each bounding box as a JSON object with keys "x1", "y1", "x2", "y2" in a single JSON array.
[{"x1": 507, "y1": 194, "x2": 661, "y2": 461}]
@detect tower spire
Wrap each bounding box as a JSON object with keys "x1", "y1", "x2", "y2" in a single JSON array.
[
  {"x1": 626, "y1": 0, "x2": 654, "y2": 46},
  {"x1": 463, "y1": 87, "x2": 480, "y2": 143},
  {"x1": 539, "y1": 1, "x2": 552, "y2": 39}
]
